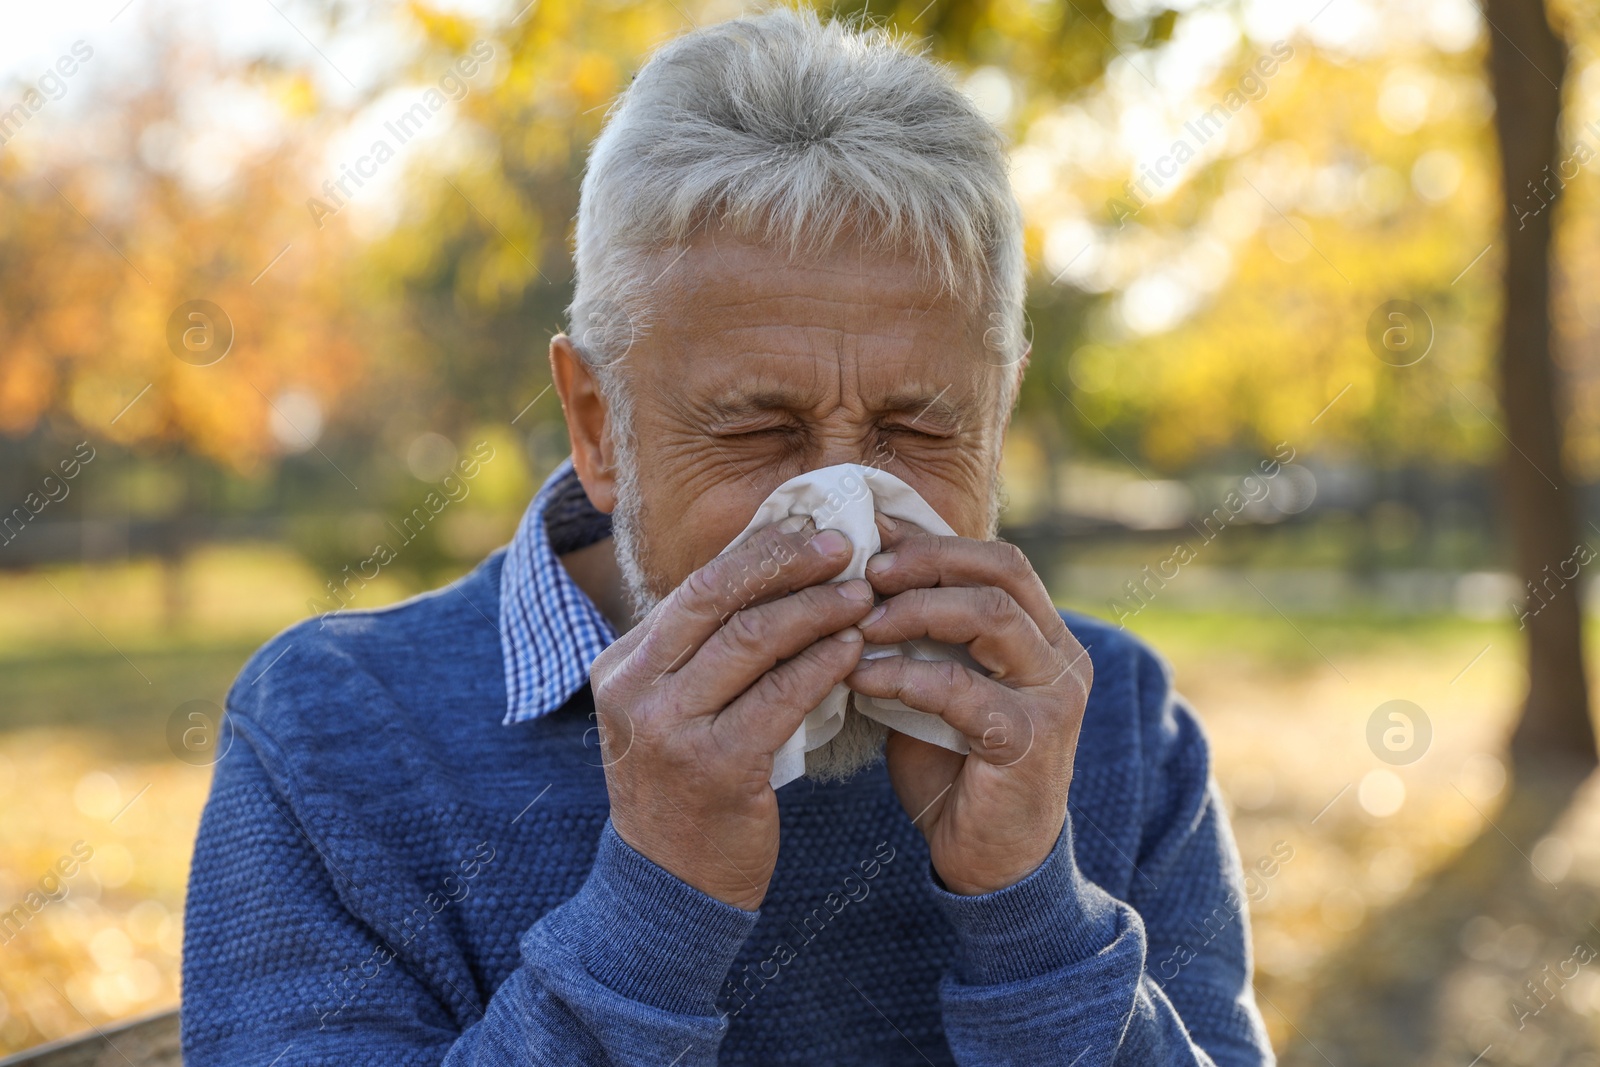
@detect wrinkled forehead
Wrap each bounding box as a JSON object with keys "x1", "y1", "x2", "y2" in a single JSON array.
[{"x1": 629, "y1": 229, "x2": 1002, "y2": 420}]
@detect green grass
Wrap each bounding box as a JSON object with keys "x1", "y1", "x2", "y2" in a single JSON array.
[
  {"x1": 1102, "y1": 605, "x2": 1515, "y2": 671},
  {"x1": 0, "y1": 642, "x2": 260, "y2": 759}
]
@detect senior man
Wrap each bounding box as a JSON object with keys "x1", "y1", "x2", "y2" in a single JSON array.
[{"x1": 183, "y1": 8, "x2": 1273, "y2": 1065}]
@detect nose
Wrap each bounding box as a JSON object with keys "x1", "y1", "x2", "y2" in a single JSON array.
[{"x1": 808, "y1": 424, "x2": 892, "y2": 472}]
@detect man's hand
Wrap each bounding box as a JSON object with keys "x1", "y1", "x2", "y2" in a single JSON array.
[
  {"x1": 845, "y1": 515, "x2": 1092, "y2": 895},
  {"x1": 588, "y1": 521, "x2": 874, "y2": 911}
]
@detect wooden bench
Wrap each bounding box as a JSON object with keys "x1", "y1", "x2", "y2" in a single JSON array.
[{"x1": 0, "y1": 1011, "x2": 180, "y2": 1067}]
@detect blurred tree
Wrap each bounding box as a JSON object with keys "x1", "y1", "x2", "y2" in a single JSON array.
[
  {"x1": 844, "y1": 0, "x2": 1175, "y2": 98},
  {"x1": 355, "y1": 0, "x2": 672, "y2": 440},
  {"x1": 0, "y1": 39, "x2": 370, "y2": 474},
  {"x1": 1029, "y1": 33, "x2": 1504, "y2": 465},
  {"x1": 1483, "y1": 0, "x2": 1595, "y2": 776}
]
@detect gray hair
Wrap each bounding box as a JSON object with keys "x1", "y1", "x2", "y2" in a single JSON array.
[{"x1": 565, "y1": 6, "x2": 1027, "y2": 442}]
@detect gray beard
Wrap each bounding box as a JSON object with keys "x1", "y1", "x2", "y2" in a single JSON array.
[{"x1": 606, "y1": 435, "x2": 1001, "y2": 785}]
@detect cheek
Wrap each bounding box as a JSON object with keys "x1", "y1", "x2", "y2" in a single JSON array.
[
  {"x1": 631, "y1": 446, "x2": 779, "y2": 588},
  {"x1": 913, "y1": 478, "x2": 994, "y2": 540},
  {"x1": 883, "y1": 444, "x2": 999, "y2": 540}
]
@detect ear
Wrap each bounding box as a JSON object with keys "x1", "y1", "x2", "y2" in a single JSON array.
[{"x1": 549, "y1": 333, "x2": 618, "y2": 514}]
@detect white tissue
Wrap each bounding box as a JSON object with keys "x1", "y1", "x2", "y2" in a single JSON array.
[{"x1": 720, "y1": 463, "x2": 978, "y2": 789}]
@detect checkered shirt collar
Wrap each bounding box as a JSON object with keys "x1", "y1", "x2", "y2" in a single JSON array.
[{"x1": 498, "y1": 456, "x2": 619, "y2": 725}]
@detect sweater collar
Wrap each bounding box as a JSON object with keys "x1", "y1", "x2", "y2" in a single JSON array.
[{"x1": 498, "y1": 456, "x2": 619, "y2": 725}]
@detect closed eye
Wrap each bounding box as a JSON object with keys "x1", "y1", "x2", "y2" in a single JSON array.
[
  {"x1": 884, "y1": 423, "x2": 952, "y2": 440},
  {"x1": 729, "y1": 426, "x2": 799, "y2": 437},
  {"x1": 715, "y1": 424, "x2": 806, "y2": 444}
]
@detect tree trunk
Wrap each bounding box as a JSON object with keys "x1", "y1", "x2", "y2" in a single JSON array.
[{"x1": 1483, "y1": 0, "x2": 1597, "y2": 773}]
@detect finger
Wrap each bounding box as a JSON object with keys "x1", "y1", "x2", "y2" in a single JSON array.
[
  {"x1": 715, "y1": 626, "x2": 866, "y2": 756},
  {"x1": 869, "y1": 522, "x2": 1093, "y2": 689},
  {"x1": 625, "y1": 521, "x2": 855, "y2": 681},
  {"x1": 857, "y1": 586, "x2": 1057, "y2": 686},
  {"x1": 869, "y1": 520, "x2": 1069, "y2": 648},
  {"x1": 846, "y1": 655, "x2": 1038, "y2": 765},
  {"x1": 668, "y1": 578, "x2": 876, "y2": 712}
]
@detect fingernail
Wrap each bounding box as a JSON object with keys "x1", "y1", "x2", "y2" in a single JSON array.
[
  {"x1": 811, "y1": 529, "x2": 849, "y2": 556},
  {"x1": 878, "y1": 513, "x2": 898, "y2": 531},
  {"x1": 833, "y1": 626, "x2": 862, "y2": 644},
  {"x1": 861, "y1": 604, "x2": 886, "y2": 626},
  {"x1": 837, "y1": 579, "x2": 873, "y2": 601},
  {"x1": 866, "y1": 552, "x2": 895, "y2": 576}
]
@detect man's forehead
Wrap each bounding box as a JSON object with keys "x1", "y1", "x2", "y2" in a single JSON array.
[
  {"x1": 632, "y1": 230, "x2": 1001, "y2": 426},
  {"x1": 646, "y1": 228, "x2": 965, "y2": 319}
]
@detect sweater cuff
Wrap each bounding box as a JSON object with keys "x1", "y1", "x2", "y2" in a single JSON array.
[
  {"x1": 929, "y1": 812, "x2": 1119, "y2": 986},
  {"x1": 541, "y1": 819, "x2": 760, "y2": 1016}
]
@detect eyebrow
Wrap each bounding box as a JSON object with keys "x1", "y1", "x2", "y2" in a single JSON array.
[
  {"x1": 703, "y1": 386, "x2": 971, "y2": 432},
  {"x1": 892, "y1": 386, "x2": 961, "y2": 429},
  {"x1": 703, "y1": 390, "x2": 809, "y2": 421}
]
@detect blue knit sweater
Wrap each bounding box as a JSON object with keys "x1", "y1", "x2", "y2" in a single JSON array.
[{"x1": 181, "y1": 547, "x2": 1273, "y2": 1065}]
